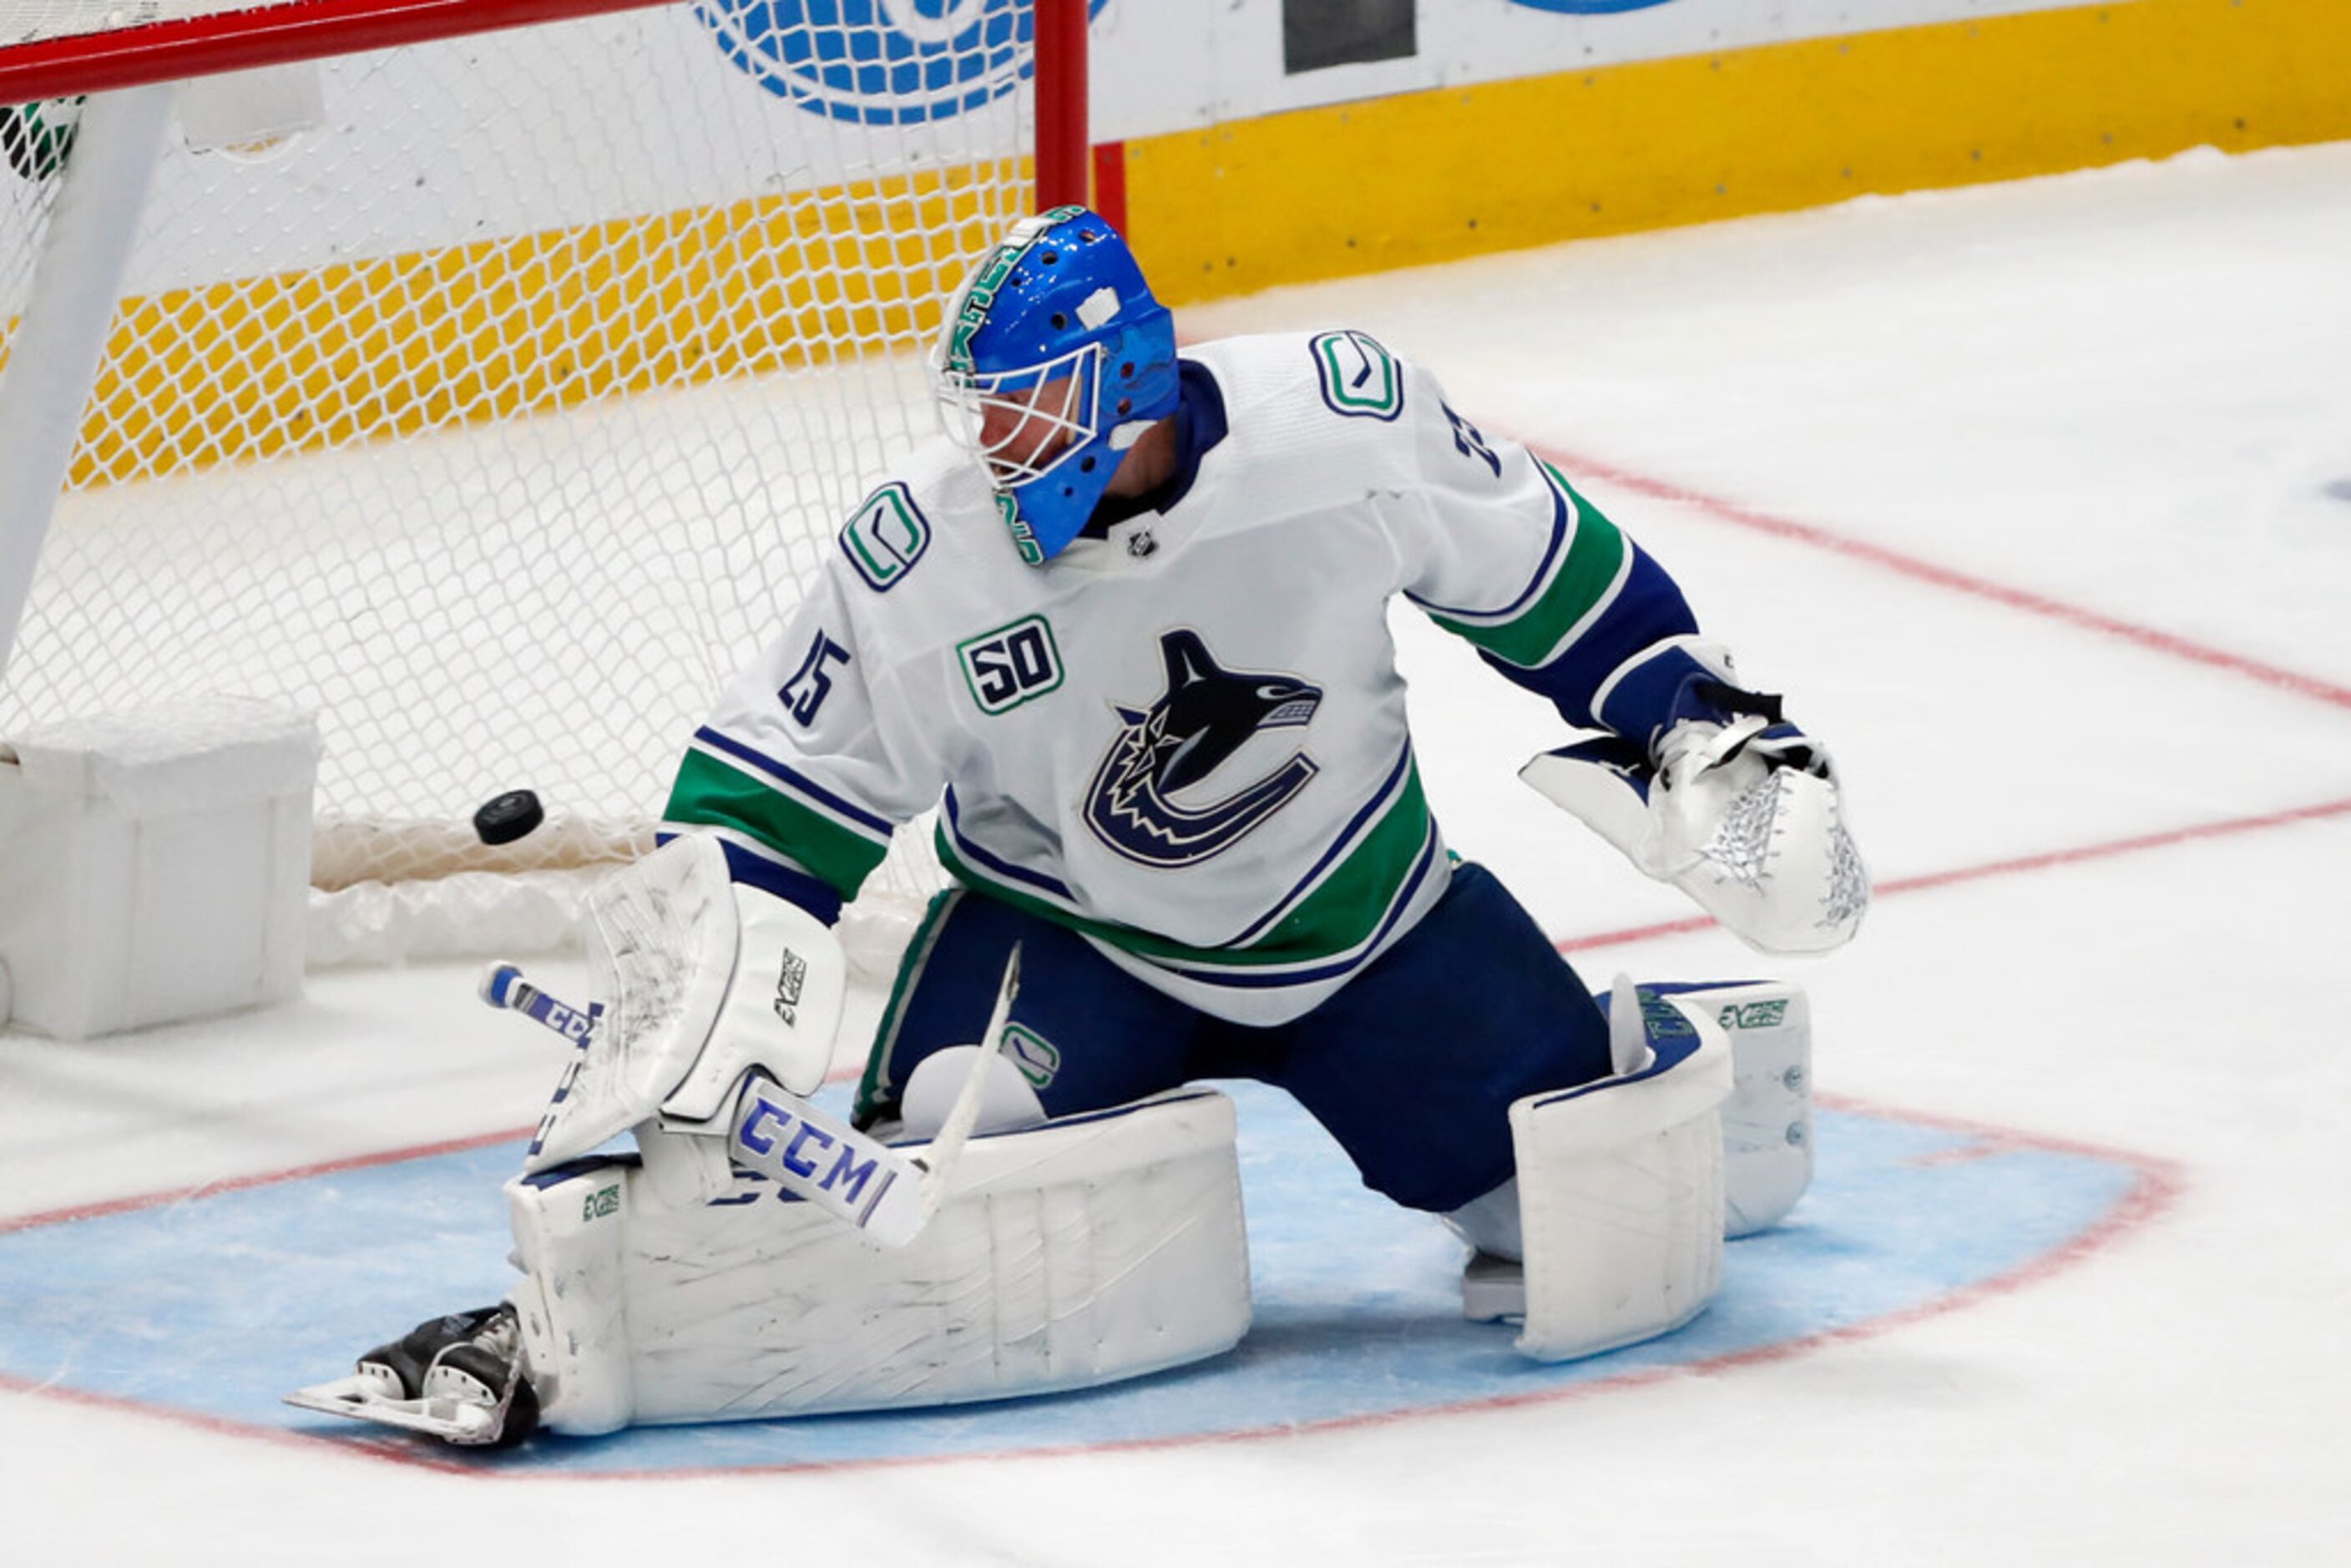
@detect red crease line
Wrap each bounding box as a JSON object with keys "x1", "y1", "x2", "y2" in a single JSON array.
[
  {"x1": 0, "y1": 1125, "x2": 535, "y2": 1236},
  {"x1": 0, "y1": 1097, "x2": 2184, "y2": 1476}
]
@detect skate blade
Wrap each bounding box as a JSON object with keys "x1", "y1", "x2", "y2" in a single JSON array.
[
  {"x1": 1461, "y1": 1251, "x2": 1528, "y2": 1325},
  {"x1": 284, "y1": 1374, "x2": 503, "y2": 1445}
]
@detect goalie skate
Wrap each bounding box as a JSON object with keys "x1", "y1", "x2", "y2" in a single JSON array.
[{"x1": 284, "y1": 1303, "x2": 538, "y2": 1448}]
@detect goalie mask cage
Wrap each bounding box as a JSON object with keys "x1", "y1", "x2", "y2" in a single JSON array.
[{"x1": 0, "y1": 0, "x2": 1090, "y2": 958}]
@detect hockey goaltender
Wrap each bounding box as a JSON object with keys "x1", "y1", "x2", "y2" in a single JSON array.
[{"x1": 289, "y1": 207, "x2": 1866, "y2": 1447}]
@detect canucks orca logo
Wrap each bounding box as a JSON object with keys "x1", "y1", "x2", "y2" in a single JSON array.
[{"x1": 1084, "y1": 630, "x2": 1322, "y2": 867}]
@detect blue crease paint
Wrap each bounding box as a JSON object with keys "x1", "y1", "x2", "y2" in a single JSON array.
[{"x1": 0, "y1": 1083, "x2": 2153, "y2": 1475}]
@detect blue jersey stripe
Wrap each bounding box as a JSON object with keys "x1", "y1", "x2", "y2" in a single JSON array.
[
  {"x1": 1153, "y1": 822, "x2": 1443, "y2": 989},
  {"x1": 1224, "y1": 742, "x2": 1417, "y2": 948},
  {"x1": 1401, "y1": 465, "x2": 1574, "y2": 623},
  {"x1": 940, "y1": 787, "x2": 1079, "y2": 903},
  {"x1": 691, "y1": 726, "x2": 896, "y2": 840},
  {"x1": 1479, "y1": 541, "x2": 1697, "y2": 731}
]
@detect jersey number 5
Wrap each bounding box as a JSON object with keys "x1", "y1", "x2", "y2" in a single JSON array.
[
  {"x1": 1443, "y1": 402, "x2": 1502, "y2": 478},
  {"x1": 781, "y1": 630, "x2": 852, "y2": 726}
]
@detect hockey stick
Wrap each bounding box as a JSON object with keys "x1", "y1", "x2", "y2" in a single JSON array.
[
  {"x1": 480, "y1": 962, "x2": 599, "y2": 1044},
  {"x1": 714, "y1": 942, "x2": 1019, "y2": 1239},
  {"x1": 916, "y1": 941, "x2": 1022, "y2": 1221}
]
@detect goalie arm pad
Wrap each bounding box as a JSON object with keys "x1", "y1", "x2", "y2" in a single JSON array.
[{"x1": 523, "y1": 835, "x2": 845, "y2": 1173}]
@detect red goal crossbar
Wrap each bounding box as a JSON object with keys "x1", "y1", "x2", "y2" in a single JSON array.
[
  {"x1": 0, "y1": 0, "x2": 1092, "y2": 209},
  {"x1": 0, "y1": 1, "x2": 668, "y2": 104}
]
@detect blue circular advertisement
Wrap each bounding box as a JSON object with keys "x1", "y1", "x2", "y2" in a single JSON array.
[
  {"x1": 1506, "y1": 0, "x2": 1677, "y2": 13},
  {"x1": 700, "y1": 0, "x2": 1110, "y2": 126}
]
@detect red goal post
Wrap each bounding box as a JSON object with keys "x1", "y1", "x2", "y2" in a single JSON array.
[{"x1": 0, "y1": 0, "x2": 1091, "y2": 963}]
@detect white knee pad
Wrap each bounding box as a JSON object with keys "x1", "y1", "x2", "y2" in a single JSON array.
[
  {"x1": 897, "y1": 1044, "x2": 1048, "y2": 1138},
  {"x1": 1507, "y1": 990, "x2": 1732, "y2": 1362},
  {"x1": 504, "y1": 1087, "x2": 1250, "y2": 1434}
]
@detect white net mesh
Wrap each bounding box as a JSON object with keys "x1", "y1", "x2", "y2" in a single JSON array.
[{"x1": 1, "y1": 3, "x2": 1043, "y2": 937}]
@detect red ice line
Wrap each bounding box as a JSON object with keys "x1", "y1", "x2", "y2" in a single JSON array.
[
  {"x1": 567, "y1": 1095, "x2": 2184, "y2": 1487},
  {"x1": 1559, "y1": 794, "x2": 2351, "y2": 954},
  {"x1": 1519, "y1": 440, "x2": 2351, "y2": 953},
  {"x1": 1532, "y1": 441, "x2": 2351, "y2": 714},
  {"x1": 0, "y1": 1125, "x2": 533, "y2": 1237}
]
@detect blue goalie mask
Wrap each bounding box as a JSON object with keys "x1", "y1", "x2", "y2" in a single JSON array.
[{"x1": 930, "y1": 205, "x2": 1181, "y2": 564}]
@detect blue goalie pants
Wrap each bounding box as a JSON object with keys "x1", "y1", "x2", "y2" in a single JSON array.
[{"x1": 852, "y1": 862, "x2": 1614, "y2": 1214}]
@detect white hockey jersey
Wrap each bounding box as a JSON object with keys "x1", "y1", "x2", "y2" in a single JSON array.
[{"x1": 665, "y1": 331, "x2": 1701, "y2": 1024}]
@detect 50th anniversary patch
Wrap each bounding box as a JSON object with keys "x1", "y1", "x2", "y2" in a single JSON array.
[{"x1": 959, "y1": 615, "x2": 1065, "y2": 715}]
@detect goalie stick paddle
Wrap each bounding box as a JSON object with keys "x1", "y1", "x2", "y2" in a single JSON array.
[
  {"x1": 720, "y1": 942, "x2": 1021, "y2": 1242},
  {"x1": 725, "y1": 1075, "x2": 928, "y2": 1246}
]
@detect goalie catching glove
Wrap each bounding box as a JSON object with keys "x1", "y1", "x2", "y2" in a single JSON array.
[{"x1": 1524, "y1": 652, "x2": 1868, "y2": 954}]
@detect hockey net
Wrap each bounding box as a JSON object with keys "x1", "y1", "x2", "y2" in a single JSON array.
[{"x1": 0, "y1": 1, "x2": 1062, "y2": 964}]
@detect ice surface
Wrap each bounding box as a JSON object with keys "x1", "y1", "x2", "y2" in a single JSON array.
[{"x1": 4, "y1": 141, "x2": 2348, "y2": 1564}]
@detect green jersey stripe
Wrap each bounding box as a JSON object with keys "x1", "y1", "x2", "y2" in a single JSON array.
[
  {"x1": 933, "y1": 761, "x2": 1435, "y2": 974},
  {"x1": 1428, "y1": 467, "x2": 1630, "y2": 669},
  {"x1": 665, "y1": 748, "x2": 890, "y2": 898},
  {"x1": 1211, "y1": 755, "x2": 1431, "y2": 964},
  {"x1": 855, "y1": 886, "x2": 963, "y2": 1125}
]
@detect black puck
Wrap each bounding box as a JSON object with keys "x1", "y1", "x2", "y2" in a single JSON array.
[{"x1": 473, "y1": 789, "x2": 545, "y2": 847}]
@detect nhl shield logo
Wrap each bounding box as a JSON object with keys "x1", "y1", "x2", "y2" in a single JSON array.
[{"x1": 1083, "y1": 630, "x2": 1322, "y2": 867}]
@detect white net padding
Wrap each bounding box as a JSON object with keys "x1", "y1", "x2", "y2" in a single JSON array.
[
  {"x1": 1, "y1": 3, "x2": 1047, "y2": 961},
  {"x1": 0, "y1": 3, "x2": 310, "y2": 48}
]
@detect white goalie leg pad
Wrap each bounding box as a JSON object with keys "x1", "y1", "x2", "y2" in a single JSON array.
[
  {"x1": 505, "y1": 1159, "x2": 637, "y2": 1437},
  {"x1": 1509, "y1": 995, "x2": 1732, "y2": 1362},
  {"x1": 505, "y1": 1088, "x2": 1249, "y2": 1433},
  {"x1": 1666, "y1": 981, "x2": 1814, "y2": 1237}
]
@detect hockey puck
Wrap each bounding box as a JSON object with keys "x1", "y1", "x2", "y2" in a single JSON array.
[{"x1": 473, "y1": 789, "x2": 544, "y2": 847}]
